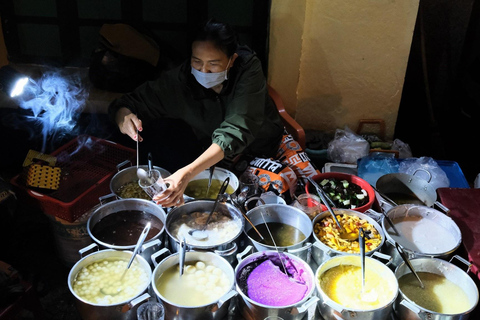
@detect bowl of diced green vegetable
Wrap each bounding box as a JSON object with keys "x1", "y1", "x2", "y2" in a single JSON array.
[{"x1": 305, "y1": 172, "x2": 375, "y2": 213}]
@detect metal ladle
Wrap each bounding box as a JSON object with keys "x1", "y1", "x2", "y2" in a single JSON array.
[
  {"x1": 205, "y1": 166, "x2": 215, "y2": 198},
  {"x1": 395, "y1": 242, "x2": 425, "y2": 289},
  {"x1": 100, "y1": 222, "x2": 151, "y2": 296},
  {"x1": 188, "y1": 177, "x2": 230, "y2": 241}
]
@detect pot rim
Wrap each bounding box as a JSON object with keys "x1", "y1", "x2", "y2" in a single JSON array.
[
  {"x1": 87, "y1": 198, "x2": 166, "y2": 249},
  {"x1": 151, "y1": 251, "x2": 235, "y2": 308},
  {"x1": 315, "y1": 254, "x2": 399, "y2": 312},
  {"x1": 234, "y1": 250, "x2": 316, "y2": 308},
  {"x1": 394, "y1": 257, "x2": 479, "y2": 315},
  {"x1": 382, "y1": 204, "x2": 462, "y2": 256},
  {"x1": 165, "y1": 200, "x2": 245, "y2": 249},
  {"x1": 312, "y1": 209, "x2": 385, "y2": 255},
  {"x1": 68, "y1": 249, "x2": 152, "y2": 306}
]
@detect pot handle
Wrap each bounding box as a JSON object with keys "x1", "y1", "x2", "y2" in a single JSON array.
[
  {"x1": 371, "y1": 251, "x2": 393, "y2": 266},
  {"x1": 116, "y1": 159, "x2": 132, "y2": 172},
  {"x1": 236, "y1": 245, "x2": 253, "y2": 264},
  {"x1": 400, "y1": 298, "x2": 422, "y2": 315},
  {"x1": 214, "y1": 242, "x2": 237, "y2": 257},
  {"x1": 122, "y1": 292, "x2": 150, "y2": 313},
  {"x1": 244, "y1": 196, "x2": 265, "y2": 211},
  {"x1": 449, "y1": 255, "x2": 473, "y2": 273},
  {"x1": 287, "y1": 242, "x2": 313, "y2": 254},
  {"x1": 291, "y1": 295, "x2": 319, "y2": 314},
  {"x1": 142, "y1": 239, "x2": 161, "y2": 252},
  {"x1": 151, "y1": 247, "x2": 171, "y2": 267},
  {"x1": 433, "y1": 201, "x2": 450, "y2": 215},
  {"x1": 216, "y1": 290, "x2": 237, "y2": 309},
  {"x1": 313, "y1": 241, "x2": 333, "y2": 257},
  {"x1": 78, "y1": 243, "x2": 99, "y2": 258},
  {"x1": 413, "y1": 168, "x2": 432, "y2": 183},
  {"x1": 99, "y1": 193, "x2": 118, "y2": 205}
]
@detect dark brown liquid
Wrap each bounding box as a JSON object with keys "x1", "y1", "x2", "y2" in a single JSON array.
[
  {"x1": 247, "y1": 222, "x2": 306, "y2": 247},
  {"x1": 91, "y1": 210, "x2": 162, "y2": 246},
  {"x1": 385, "y1": 192, "x2": 424, "y2": 205}
]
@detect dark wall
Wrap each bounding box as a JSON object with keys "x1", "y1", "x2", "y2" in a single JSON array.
[
  {"x1": 0, "y1": 0, "x2": 271, "y2": 72},
  {"x1": 395, "y1": 0, "x2": 479, "y2": 184}
]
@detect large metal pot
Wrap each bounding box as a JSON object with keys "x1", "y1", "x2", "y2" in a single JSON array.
[
  {"x1": 312, "y1": 209, "x2": 386, "y2": 266},
  {"x1": 381, "y1": 204, "x2": 462, "y2": 269},
  {"x1": 110, "y1": 160, "x2": 171, "y2": 199},
  {"x1": 394, "y1": 256, "x2": 479, "y2": 320},
  {"x1": 235, "y1": 250, "x2": 318, "y2": 320},
  {"x1": 87, "y1": 198, "x2": 166, "y2": 265},
  {"x1": 151, "y1": 250, "x2": 237, "y2": 320},
  {"x1": 244, "y1": 203, "x2": 313, "y2": 262},
  {"x1": 165, "y1": 200, "x2": 245, "y2": 265},
  {"x1": 315, "y1": 254, "x2": 398, "y2": 320},
  {"x1": 67, "y1": 247, "x2": 151, "y2": 320}
]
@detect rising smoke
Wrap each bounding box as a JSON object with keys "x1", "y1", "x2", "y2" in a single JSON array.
[{"x1": 15, "y1": 71, "x2": 89, "y2": 153}]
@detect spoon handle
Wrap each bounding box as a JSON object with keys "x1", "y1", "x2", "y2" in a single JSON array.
[
  {"x1": 306, "y1": 177, "x2": 342, "y2": 230},
  {"x1": 395, "y1": 242, "x2": 425, "y2": 289},
  {"x1": 202, "y1": 177, "x2": 230, "y2": 230},
  {"x1": 359, "y1": 227, "x2": 365, "y2": 290},
  {"x1": 127, "y1": 222, "x2": 151, "y2": 269}
]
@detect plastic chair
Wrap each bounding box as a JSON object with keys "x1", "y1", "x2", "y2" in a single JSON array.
[{"x1": 267, "y1": 85, "x2": 306, "y2": 150}]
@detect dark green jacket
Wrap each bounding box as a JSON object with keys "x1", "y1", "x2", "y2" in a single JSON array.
[{"x1": 108, "y1": 46, "x2": 284, "y2": 158}]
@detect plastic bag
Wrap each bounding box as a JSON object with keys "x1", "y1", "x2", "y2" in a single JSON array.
[
  {"x1": 357, "y1": 153, "x2": 400, "y2": 186},
  {"x1": 391, "y1": 139, "x2": 412, "y2": 158},
  {"x1": 327, "y1": 126, "x2": 370, "y2": 164},
  {"x1": 398, "y1": 157, "x2": 450, "y2": 190}
]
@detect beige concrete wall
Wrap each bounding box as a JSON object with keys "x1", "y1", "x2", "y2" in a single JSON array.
[{"x1": 269, "y1": 0, "x2": 419, "y2": 139}]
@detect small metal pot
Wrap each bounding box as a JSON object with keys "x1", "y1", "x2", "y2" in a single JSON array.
[
  {"x1": 110, "y1": 160, "x2": 171, "y2": 199},
  {"x1": 311, "y1": 209, "x2": 386, "y2": 266},
  {"x1": 67, "y1": 247, "x2": 151, "y2": 320},
  {"x1": 315, "y1": 254, "x2": 398, "y2": 320},
  {"x1": 151, "y1": 250, "x2": 237, "y2": 320},
  {"x1": 235, "y1": 250, "x2": 318, "y2": 320},
  {"x1": 394, "y1": 256, "x2": 479, "y2": 320},
  {"x1": 381, "y1": 204, "x2": 462, "y2": 269},
  {"x1": 165, "y1": 200, "x2": 245, "y2": 265},
  {"x1": 244, "y1": 203, "x2": 313, "y2": 262},
  {"x1": 87, "y1": 198, "x2": 166, "y2": 265}
]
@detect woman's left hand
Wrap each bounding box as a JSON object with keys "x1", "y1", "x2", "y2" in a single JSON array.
[{"x1": 152, "y1": 168, "x2": 191, "y2": 207}]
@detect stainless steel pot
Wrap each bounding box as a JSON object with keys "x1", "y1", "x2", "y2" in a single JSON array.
[
  {"x1": 381, "y1": 204, "x2": 462, "y2": 269},
  {"x1": 315, "y1": 254, "x2": 398, "y2": 320},
  {"x1": 312, "y1": 209, "x2": 386, "y2": 266},
  {"x1": 151, "y1": 250, "x2": 237, "y2": 320},
  {"x1": 165, "y1": 200, "x2": 245, "y2": 265},
  {"x1": 394, "y1": 256, "x2": 479, "y2": 320},
  {"x1": 87, "y1": 198, "x2": 166, "y2": 265},
  {"x1": 67, "y1": 247, "x2": 151, "y2": 320},
  {"x1": 235, "y1": 250, "x2": 318, "y2": 320},
  {"x1": 244, "y1": 203, "x2": 313, "y2": 262},
  {"x1": 110, "y1": 160, "x2": 171, "y2": 199}
]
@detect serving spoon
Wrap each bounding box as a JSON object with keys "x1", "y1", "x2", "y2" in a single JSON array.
[
  {"x1": 100, "y1": 222, "x2": 151, "y2": 296},
  {"x1": 188, "y1": 177, "x2": 230, "y2": 241},
  {"x1": 396, "y1": 242, "x2": 425, "y2": 289},
  {"x1": 205, "y1": 166, "x2": 215, "y2": 198}
]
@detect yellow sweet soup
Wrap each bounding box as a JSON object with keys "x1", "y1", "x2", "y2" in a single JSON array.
[{"x1": 319, "y1": 264, "x2": 395, "y2": 310}]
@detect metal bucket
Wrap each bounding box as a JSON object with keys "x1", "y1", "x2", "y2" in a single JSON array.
[
  {"x1": 165, "y1": 200, "x2": 244, "y2": 266},
  {"x1": 311, "y1": 209, "x2": 386, "y2": 266},
  {"x1": 87, "y1": 198, "x2": 166, "y2": 265},
  {"x1": 151, "y1": 250, "x2": 237, "y2": 320},
  {"x1": 244, "y1": 203, "x2": 313, "y2": 262},
  {"x1": 394, "y1": 256, "x2": 479, "y2": 320},
  {"x1": 315, "y1": 254, "x2": 398, "y2": 320},
  {"x1": 235, "y1": 250, "x2": 318, "y2": 320},
  {"x1": 381, "y1": 204, "x2": 462, "y2": 269},
  {"x1": 67, "y1": 247, "x2": 151, "y2": 320}
]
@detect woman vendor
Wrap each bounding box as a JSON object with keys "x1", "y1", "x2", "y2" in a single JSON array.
[{"x1": 109, "y1": 19, "x2": 286, "y2": 207}]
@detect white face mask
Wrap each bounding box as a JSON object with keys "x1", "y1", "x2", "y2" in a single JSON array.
[{"x1": 191, "y1": 58, "x2": 231, "y2": 89}]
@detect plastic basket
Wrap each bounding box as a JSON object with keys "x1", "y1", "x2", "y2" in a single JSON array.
[{"x1": 10, "y1": 135, "x2": 136, "y2": 222}]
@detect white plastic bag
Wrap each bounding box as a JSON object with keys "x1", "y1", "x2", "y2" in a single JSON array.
[
  {"x1": 391, "y1": 139, "x2": 412, "y2": 158},
  {"x1": 398, "y1": 157, "x2": 450, "y2": 190},
  {"x1": 327, "y1": 126, "x2": 370, "y2": 164}
]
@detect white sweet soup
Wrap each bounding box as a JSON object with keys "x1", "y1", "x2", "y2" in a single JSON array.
[
  {"x1": 72, "y1": 258, "x2": 149, "y2": 304},
  {"x1": 155, "y1": 261, "x2": 231, "y2": 306}
]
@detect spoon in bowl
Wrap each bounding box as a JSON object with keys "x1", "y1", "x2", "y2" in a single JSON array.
[
  {"x1": 188, "y1": 177, "x2": 230, "y2": 241},
  {"x1": 100, "y1": 222, "x2": 151, "y2": 296},
  {"x1": 395, "y1": 242, "x2": 425, "y2": 289}
]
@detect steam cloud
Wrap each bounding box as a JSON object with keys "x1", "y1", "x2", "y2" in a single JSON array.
[{"x1": 15, "y1": 71, "x2": 89, "y2": 153}]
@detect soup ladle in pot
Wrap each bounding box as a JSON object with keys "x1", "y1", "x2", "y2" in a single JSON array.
[
  {"x1": 100, "y1": 222, "x2": 151, "y2": 296},
  {"x1": 178, "y1": 236, "x2": 186, "y2": 276},
  {"x1": 188, "y1": 177, "x2": 230, "y2": 241},
  {"x1": 205, "y1": 165, "x2": 215, "y2": 198},
  {"x1": 396, "y1": 242, "x2": 425, "y2": 289}
]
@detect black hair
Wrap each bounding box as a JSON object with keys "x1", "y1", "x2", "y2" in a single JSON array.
[{"x1": 193, "y1": 18, "x2": 239, "y2": 57}]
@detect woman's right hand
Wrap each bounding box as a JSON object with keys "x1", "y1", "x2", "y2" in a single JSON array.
[{"x1": 115, "y1": 107, "x2": 143, "y2": 141}]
